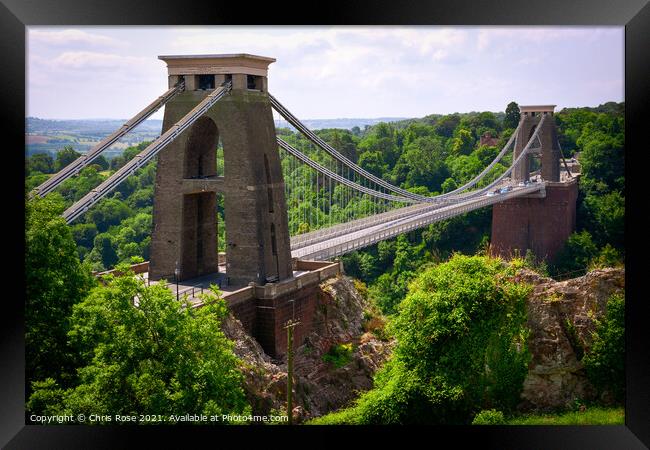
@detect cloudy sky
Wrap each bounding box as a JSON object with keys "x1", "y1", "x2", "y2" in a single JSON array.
[{"x1": 26, "y1": 26, "x2": 624, "y2": 120}]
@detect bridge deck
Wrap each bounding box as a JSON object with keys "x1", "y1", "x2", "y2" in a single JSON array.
[{"x1": 291, "y1": 183, "x2": 546, "y2": 261}]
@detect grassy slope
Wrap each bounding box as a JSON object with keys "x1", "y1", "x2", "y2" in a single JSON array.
[{"x1": 505, "y1": 407, "x2": 624, "y2": 425}]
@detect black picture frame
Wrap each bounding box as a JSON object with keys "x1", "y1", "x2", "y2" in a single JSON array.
[{"x1": 2, "y1": 0, "x2": 648, "y2": 447}]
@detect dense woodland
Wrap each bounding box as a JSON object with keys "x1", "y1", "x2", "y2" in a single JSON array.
[
  {"x1": 26, "y1": 101, "x2": 623, "y2": 310},
  {"x1": 24, "y1": 101, "x2": 624, "y2": 423}
]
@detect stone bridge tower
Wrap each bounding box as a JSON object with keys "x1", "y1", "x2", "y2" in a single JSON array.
[
  {"x1": 512, "y1": 105, "x2": 561, "y2": 183},
  {"x1": 491, "y1": 105, "x2": 579, "y2": 263},
  {"x1": 149, "y1": 54, "x2": 293, "y2": 286}
]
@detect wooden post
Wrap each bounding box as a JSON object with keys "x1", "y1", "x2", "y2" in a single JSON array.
[{"x1": 285, "y1": 319, "x2": 299, "y2": 425}]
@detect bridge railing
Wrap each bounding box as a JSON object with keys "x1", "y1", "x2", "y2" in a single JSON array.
[
  {"x1": 292, "y1": 184, "x2": 545, "y2": 260},
  {"x1": 32, "y1": 81, "x2": 185, "y2": 199}
]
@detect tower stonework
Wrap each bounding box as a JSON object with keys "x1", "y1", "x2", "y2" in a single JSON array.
[
  {"x1": 149, "y1": 54, "x2": 293, "y2": 285},
  {"x1": 492, "y1": 105, "x2": 577, "y2": 263},
  {"x1": 512, "y1": 105, "x2": 561, "y2": 183}
]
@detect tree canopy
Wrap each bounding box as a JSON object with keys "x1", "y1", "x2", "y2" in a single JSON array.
[{"x1": 28, "y1": 267, "x2": 251, "y2": 421}]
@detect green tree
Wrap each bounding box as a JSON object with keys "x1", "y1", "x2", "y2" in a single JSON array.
[
  {"x1": 58, "y1": 166, "x2": 106, "y2": 204},
  {"x1": 25, "y1": 194, "x2": 96, "y2": 391},
  {"x1": 54, "y1": 146, "x2": 81, "y2": 172},
  {"x1": 28, "y1": 268, "x2": 251, "y2": 419},
  {"x1": 396, "y1": 137, "x2": 450, "y2": 192},
  {"x1": 581, "y1": 191, "x2": 624, "y2": 249},
  {"x1": 504, "y1": 102, "x2": 520, "y2": 129},
  {"x1": 26, "y1": 173, "x2": 50, "y2": 192},
  {"x1": 357, "y1": 151, "x2": 388, "y2": 178},
  {"x1": 441, "y1": 177, "x2": 458, "y2": 193},
  {"x1": 551, "y1": 231, "x2": 598, "y2": 277},
  {"x1": 86, "y1": 197, "x2": 133, "y2": 233},
  {"x1": 434, "y1": 114, "x2": 461, "y2": 138},
  {"x1": 577, "y1": 128, "x2": 624, "y2": 192},
  {"x1": 89, "y1": 154, "x2": 110, "y2": 171},
  {"x1": 582, "y1": 293, "x2": 625, "y2": 402},
  {"x1": 28, "y1": 153, "x2": 55, "y2": 174},
  {"x1": 451, "y1": 128, "x2": 475, "y2": 156},
  {"x1": 71, "y1": 223, "x2": 98, "y2": 249},
  {"x1": 93, "y1": 233, "x2": 119, "y2": 269}
]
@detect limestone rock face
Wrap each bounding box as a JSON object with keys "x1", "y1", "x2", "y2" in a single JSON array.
[
  {"x1": 221, "y1": 275, "x2": 393, "y2": 422},
  {"x1": 515, "y1": 267, "x2": 624, "y2": 411}
]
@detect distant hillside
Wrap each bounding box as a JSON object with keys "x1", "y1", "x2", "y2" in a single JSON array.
[
  {"x1": 25, "y1": 117, "x2": 408, "y2": 157},
  {"x1": 274, "y1": 117, "x2": 409, "y2": 131},
  {"x1": 26, "y1": 117, "x2": 163, "y2": 157}
]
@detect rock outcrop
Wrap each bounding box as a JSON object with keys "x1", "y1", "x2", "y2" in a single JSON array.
[
  {"x1": 221, "y1": 275, "x2": 393, "y2": 422},
  {"x1": 224, "y1": 267, "x2": 624, "y2": 419},
  {"x1": 514, "y1": 267, "x2": 624, "y2": 411}
]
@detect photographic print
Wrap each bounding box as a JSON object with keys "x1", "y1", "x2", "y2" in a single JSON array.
[
  {"x1": 1, "y1": 1, "x2": 647, "y2": 445},
  {"x1": 23, "y1": 25, "x2": 626, "y2": 426}
]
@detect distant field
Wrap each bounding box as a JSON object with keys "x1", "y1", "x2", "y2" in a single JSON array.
[
  {"x1": 25, "y1": 135, "x2": 49, "y2": 144},
  {"x1": 25, "y1": 117, "x2": 162, "y2": 158}
]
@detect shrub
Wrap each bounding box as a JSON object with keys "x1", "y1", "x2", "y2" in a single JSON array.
[
  {"x1": 315, "y1": 254, "x2": 532, "y2": 424},
  {"x1": 472, "y1": 409, "x2": 505, "y2": 425},
  {"x1": 322, "y1": 343, "x2": 354, "y2": 368},
  {"x1": 582, "y1": 293, "x2": 625, "y2": 402}
]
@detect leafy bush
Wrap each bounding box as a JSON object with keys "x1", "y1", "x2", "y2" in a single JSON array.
[
  {"x1": 472, "y1": 409, "x2": 505, "y2": 425},
  {"x1": 322, "y1": 343, "x2": 354, "y2": 369},
  {"x1": 582, "y1": 293, "x2": 625, "y2": 402},
  {"x1": 316, "y1": 255, "x2": 532, "y2": 424},
  {"x1": 551, "y1": 231, "x2": 598, "y2": 278},
  {"x1": 588, "y1": 244, "x2": 622, "y2": 270}
]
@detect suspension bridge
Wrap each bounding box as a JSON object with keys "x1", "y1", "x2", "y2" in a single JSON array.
[{"x1": 30, "y1": 54, "x2": 579, "y2": 357}]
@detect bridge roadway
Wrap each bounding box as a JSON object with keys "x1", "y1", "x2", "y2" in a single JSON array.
[
  {"x1": 289, "y1": 177, "x2": 519, "y2": 252},
  {"x1": 290, "y1": 183, "x2": 545, "y2": 261}
]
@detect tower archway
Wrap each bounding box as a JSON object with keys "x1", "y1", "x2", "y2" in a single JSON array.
[{"x1": 149, "y1": 54, "x2": 293, "y2": 285}]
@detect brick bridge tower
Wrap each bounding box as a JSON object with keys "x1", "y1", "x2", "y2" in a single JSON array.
[
  {"x1": 491, "y1": 105, "x2": 579, "y2": 262},
  {"x1": 149, "y1": 54, "x2": 293, "y2": 285}
]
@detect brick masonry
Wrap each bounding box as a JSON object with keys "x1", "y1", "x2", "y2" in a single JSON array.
[
  {"x1": 188, "y1": 260, "x2": 342, "y2": 359},
  {"x1": 255, "y1": 284, "x2": 320, "y2": 358},
  {"x1": 490, "y1": 179, "x2": 579, "y2": 263}
]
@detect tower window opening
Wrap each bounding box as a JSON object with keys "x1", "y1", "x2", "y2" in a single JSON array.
[
  {"x1": 247, "y1": 75, "x2": 263, "y2": 90},
  {"x1": 224, "y1": 74, "x2": 232, "y2": 85},
  {"x1": 198, "y1": 74, "x2": 215, "y2": 90}
]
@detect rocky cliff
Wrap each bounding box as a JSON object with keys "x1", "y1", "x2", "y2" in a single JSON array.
[
  {"x1": 223, "y1": 267, "x2": 624, "y2": 420},
  {"x1": 514, "y1": 267, "x2": 625, "y2": 411},
  {"x1": 221, "y1": 275, "x2": 393, "y2": 422}
]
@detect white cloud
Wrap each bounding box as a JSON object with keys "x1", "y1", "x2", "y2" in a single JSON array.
[
  {"x1": 28, "y1": 29, "x2": 127, "y2": 48},
  {"x1": 476, "y1": 27, "x2": 618, "y2": 51},
  {"x1": 50, "y1": 51, "x2": 154, "y2": 70},
  {"x1": 25, "y1": 26, "x2": 623, "y2": 119}
]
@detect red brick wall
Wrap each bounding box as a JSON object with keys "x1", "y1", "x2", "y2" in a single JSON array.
[
  {"x1": 253, "y1": 285, "x2": 320, "y2": 358},
  {"x1": 490, "y1": 181, "x2": 578, "y2": 263},
  {"x1": 228, "y1": 296, "x2": 257, "y2": 335}
]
